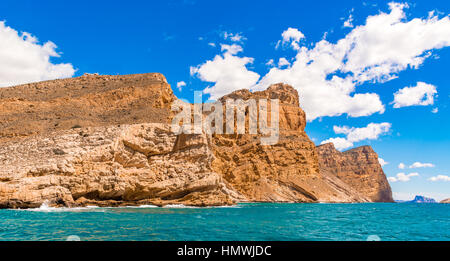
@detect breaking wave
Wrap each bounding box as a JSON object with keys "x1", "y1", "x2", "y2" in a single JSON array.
[{"x1": 15, "y1": 201, "x2": 241, "y2": 212}]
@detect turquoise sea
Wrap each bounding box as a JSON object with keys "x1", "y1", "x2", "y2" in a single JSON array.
[{"x1": 0, "y1": 203, "x2": 449, "y2": 241}]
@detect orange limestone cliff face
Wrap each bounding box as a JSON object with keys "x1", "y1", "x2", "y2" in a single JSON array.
[
  {"x1": 317, "y1": 143, "x2": 394, "y2": 202},
  {"x1": 0, "y1": 73, "x2": 393, "y2": 208},
  {"x1": 211, "y1": 84, "x2": 368, "y2": 203},
  {"x1": 0, "y1": 73, "x2": 174, "y2": 142}
]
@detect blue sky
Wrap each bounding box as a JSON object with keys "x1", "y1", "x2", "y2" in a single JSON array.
[{"x1": 1, "y1": 0, "x2": 449, "y2": 200}]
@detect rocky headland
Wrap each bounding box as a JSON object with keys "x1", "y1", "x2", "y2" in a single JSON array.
[{"x1": 0, "y1": 73, "x2": 394, "y2": 208}]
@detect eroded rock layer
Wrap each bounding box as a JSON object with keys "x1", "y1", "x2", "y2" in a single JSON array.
[
  {"x1": 317, "y1": 143, "x2": 394, "y2": 202},
  {"x1": 211, "y1": 84, "x2": 370, "y2": 203},
  {"x1": 0, "y1": 73, "x2": 393, "y2": 208}
]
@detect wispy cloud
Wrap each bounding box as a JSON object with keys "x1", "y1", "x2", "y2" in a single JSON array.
[
  {"x1": 343, "y1": 8, "x2": 355, "y2": 28},
  {"x1": 222, "y1": 32, "x2": 247, "y2": 42},
  {"x1": 428, "y1": 175, "x2": 450, "y2": 182},
  {"x1": 321, "y1": 122, "x2": 391, "y2": 150},
  {"x1": 163, "y1": 33, "x2": 176, "y2": 41},
  {"x1": 409, "y1": 162, "x2": 435, "y2": 168},
  {"x1": 176, "y1": 81, "x2": 186, "y2": 91},
  {"x1": 388, "y1": 172, "x2": 419, "y2": 182}
]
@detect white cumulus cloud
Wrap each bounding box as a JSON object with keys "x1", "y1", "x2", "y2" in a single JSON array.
[
  {"x1": 392, "y1": 82, "x2": 437, "y2": 108},
  {"x1": 428, "y1": 175, "x2": 450, "y2": 182},
  {"x1": 255, "y1": 3, "x2": 450, "y2": 120},
  {"x1": 321, "y1": 122, "x2": 391, "y2": 150},
  {"x1": 398, "y1": 163, "x2": 406, "y2": 169},
  {"x1": 278, "y1": 57, "x2": 290, "y2": 67},
  {"x1": 378, "y1": 158, "x2": 388, "y2": 166},
  {"x1": 409, "y1": 162, "x2": 435, "y2": 168},
  {"x1": 220, "y1": 44, "x2": 243, "y2": 55},
  {"x1": 190, "y1": 44, "x2": 260, "y2": 100},
  {"x1": 176, "y1": 81, "x2": 186, "y2": 91},
  {"x1": 192, "y1": 3, "x2": 450, "y2": 121},
  {"x1": 388, "y1": 172, "x2": 419, "y2": 182},
  {"x1": 321, "y1": 137, "x2": 354, "y2": 151},
  {"x1": 334, "y1": 122, "x2": 391, "y2": 143},
  {"x1": 341, "y1": 2, "x2": 450, "y2": 83},
  {"x1": 276, "y1": 27, "x2": 305, "y2": 50},
  {"x1": 0, "y1": 21, "x2": 75, "y2": 87},
  {"x1": 266, "y1": 59, "x2": 275, "y2": 67}
]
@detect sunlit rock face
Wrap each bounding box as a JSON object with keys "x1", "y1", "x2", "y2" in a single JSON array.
[
  {"x1": 0, "y1": 73, "x2": 393, "y2": 208},
  {"x1": 317, "y1": 143, "x2": 394, "y2": 203}
]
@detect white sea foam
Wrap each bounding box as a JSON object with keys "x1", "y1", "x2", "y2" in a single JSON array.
[
  {"x1": 120, "y1": 205, "x2": 159, "y2": 208},
  {"x1": 163, "y1": 204, "x2": 196, "y2": 208},
  {"x1": 163, "y1": 204, "x2": 242, "y2": 209},
  {"x1": 22, "y1": 202, "x2": 106, "y2": 212},
  {"x1": 213, "y1": 205, "x2": 242, "y2": 208},
  {"x1": 15, "y1": 202, "x2": 239, "y2": 211}
]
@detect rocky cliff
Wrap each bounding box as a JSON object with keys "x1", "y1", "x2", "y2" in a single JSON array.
[
  {"x1": 0, "y1": 73, "x2": 394, "y2": 208},
  {"x1": 441, "y1": 198, "x2": 450, "y2": 203},
  {"x1": 317, "y1": 143, "x2": 394, "y2": 202}
]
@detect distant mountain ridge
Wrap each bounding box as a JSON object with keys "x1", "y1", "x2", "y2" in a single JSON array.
[{"x1": 397, "y1": 195, "x2": 437, "y2": 203}]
